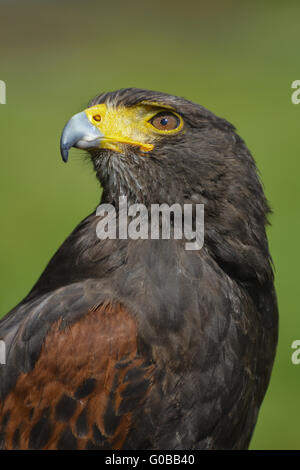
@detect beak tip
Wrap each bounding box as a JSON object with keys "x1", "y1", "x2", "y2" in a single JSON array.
[
  {"x1": 60, "y1": 110, "x2": 102, "y2": 164},
  {"x1": 60, "y1": 145, "x2": 69, "y2": 163}
]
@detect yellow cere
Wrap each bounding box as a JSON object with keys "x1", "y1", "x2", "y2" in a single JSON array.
[{"x1": 84, "y1": 102, "x2": 184, "y2": 154}]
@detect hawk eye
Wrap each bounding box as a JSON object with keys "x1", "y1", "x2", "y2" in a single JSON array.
[{"x1": 150, "y1": 112, "x2": 180, "y2": 131}]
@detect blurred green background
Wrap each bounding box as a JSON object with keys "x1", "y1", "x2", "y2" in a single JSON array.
[{"x1": 0, "y1": 0, "x2": 299, "y2": 449}]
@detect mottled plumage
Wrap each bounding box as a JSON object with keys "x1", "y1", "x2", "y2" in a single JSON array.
[{"x1": 0, "y1": 88, "x2": 278, "y2": 449}]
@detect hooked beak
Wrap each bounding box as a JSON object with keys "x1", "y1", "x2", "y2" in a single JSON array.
[{"x1": 60, "y1": 111, "x2": 103, "y2": 163}]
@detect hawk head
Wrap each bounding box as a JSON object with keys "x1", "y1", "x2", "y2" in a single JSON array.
[{"x1": 60, "y1": 88, "x2": 272, "y2": 284}]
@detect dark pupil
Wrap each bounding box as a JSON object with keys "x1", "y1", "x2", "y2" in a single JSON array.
[{"x1": 160, "y1": 117, "x2": 168, "y2": 126}]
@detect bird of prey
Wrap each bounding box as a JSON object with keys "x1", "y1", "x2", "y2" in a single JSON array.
[{"x1": 0, "y1": 88, "x2": 278, "y2": 450}]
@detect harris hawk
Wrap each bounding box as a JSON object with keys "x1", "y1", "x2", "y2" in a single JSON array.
[{"x1": 0, "y1": 88, "x2": 278, "y2": 450}]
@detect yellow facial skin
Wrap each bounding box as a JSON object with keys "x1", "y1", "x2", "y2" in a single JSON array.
[{"x1": 84, "y1": 102, "x2": 184, "y2": 153}]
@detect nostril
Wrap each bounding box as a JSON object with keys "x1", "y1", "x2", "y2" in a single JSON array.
[{"x1": 93, "y1": 114, "x2": 101, "y2": 122}]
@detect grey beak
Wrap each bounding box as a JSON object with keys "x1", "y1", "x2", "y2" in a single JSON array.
[{"x1": 60, "y1": 111, "x2": 104, "y2": 162}]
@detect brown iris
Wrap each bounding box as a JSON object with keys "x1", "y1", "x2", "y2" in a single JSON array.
[
  {"x1": 93, "y1": 114, "x2": 101, "y2": 122},
  {"x1": 150, "y1": 112, "x2": 180, "y2": 131}
]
